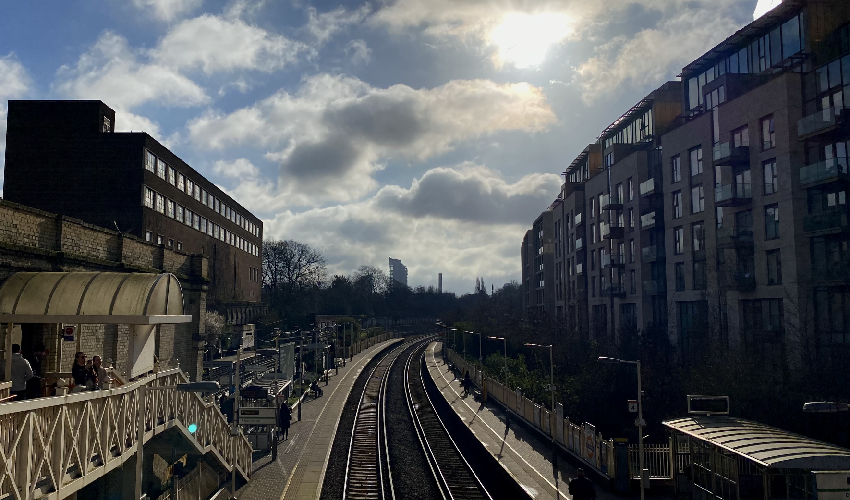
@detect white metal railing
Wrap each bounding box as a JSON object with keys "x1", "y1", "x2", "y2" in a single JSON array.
[
  {"x1": 0, "y1": 368, "x2": 251, "y2": 500},
  {"x1": 629, "y1": 441, "x2": 676, "y2": 479}
]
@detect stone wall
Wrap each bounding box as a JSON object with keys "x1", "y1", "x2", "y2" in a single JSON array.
[{"x1": 0, "y1": 200, "x2": 208, "y2": 380}]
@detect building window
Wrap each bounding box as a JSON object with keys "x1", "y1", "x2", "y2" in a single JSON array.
[
  {"x1": 672, "y1": 155, "x2": 681, "y2": 183},
  {"x1": 742, "y1": 298, "x2": 783, "y2": 333},
  {"x1": 692, "y1": 222, "x2": 705, "y2": 255},
  {"x1": 761, "y1": 115, "x2": 775, "y2": 150},
  {"x1": 102, "y1": 116, "x2": 111, "y2": 133},
  {"x1": 168, "y1": 167, "x2": 176, "y2": 185},
  {"x1": 201, "y1": 217, "x2": 207, "y2": 234},
  {"x1": 201, "y1": 189, "x2": 207, "y2": 206},
  {"x1": 144, "y1": 187, "x2": 154, "y2": 208},
  {"x1": 674, "y1": 226, "x2": 684, "y2": 255},
  {"x1": 145, "y1": 150, "x2": 156, "y2": 172},
  {"x1": 767, "y1": 249, "x2": 782, "y2": 285},
  {"x1": 185, "y1": 209, "x2": 193, "y2": 227},
  {"x1": 177, "y1": 173, "x2": 185, "y2": 191},
  {"x1": 765, "y1": 204, "x2": 780, "y2": 239},
  {"x1": 177, "y1": 241, "x2": 183, "y2": 251},
  {"x1": 186, "y1": 179, "x2": 194, "y2": 196},
  {"x1": 591, "y1": 224, "x2": 596, "y2": 244},
  {"x1": 693, "y1": 261, "x2": 706, "y2": 290},
  {"x1": 691, "y1": 185, "x2": 704, "y2": 213},
  {"x1": 675, "y1": 262, "x2": 685, "y2": 291},
  {"x1": 145, "y1": 230, "x2": 153, "y2": 242},
  {"x1": 590, "y1": 249, "x2": 596, "y2": 270},
  {"x1": 673, "y1": 190, "x2": 682, "y2": 218},
  {"x1": 592, "y1": 277, "x2": 596, "y2": 297},
  {"x1": 155, "y1": 193, "x2": 165, "y2": 214},
  {"x1": 628, "y1": 178, "x2": 634, "y2": 201},
  {"x1": 629, "y1": 209, "x2": 635, "y2": 230},
  {"x1": 630, "y1": 270, "x2": 636, "y2": 294},
  {"x1": 194, "y1": 185, "x2": 201, "y2": 201},
  {"x1": 166, "y1": 199, "x2": 175, "y2": 218},
  {"x1": 629, "y1": 239, "x2": 635, "y2": 263},
  {"x1": 193, "y1": 213, "x2": 200, "y2": 230},
  {"x1": 732, "y1": 126, "x2": 750, "y2": 147},
  {"x1": 763, "y1": 159, "x2": 778, "y2": 195},
  {"x1": 157, "y1": 159, "x2": 166, "y2": 180},
  {"x1": 176, "y1": 205, "x2": 184, "y2": 223},
  {"x1": 168, "y1": 238, "x2": 173, "y2": 248},
  {"x1": 590, "y1": 198, "x2": 595, "y2": 218},
  {"x1": 156, "y1": 234, "x2": 163, "y2": 245},
  {"x1": 690, "y1": 147, "x2": 703, "y2": 177}
]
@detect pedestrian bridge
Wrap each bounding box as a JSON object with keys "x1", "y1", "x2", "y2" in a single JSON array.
[{"x1": 0, "y1": 367, "x2": 251, "y2": 500}]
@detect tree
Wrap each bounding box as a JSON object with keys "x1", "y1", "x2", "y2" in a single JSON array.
[
  {"x1": 204, "y1": 310, "x2": 227, "y2": 358},
  {"x1": 262, "y1": 239, "x2": 327, "y2": 291},
  {"x1": 353, "y1": 266, "x2": 389, "y2": 295}
]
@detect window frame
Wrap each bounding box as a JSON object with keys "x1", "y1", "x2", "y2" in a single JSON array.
[{"x1": 765, "y1": 204, "x2": 780, "y2": 240}]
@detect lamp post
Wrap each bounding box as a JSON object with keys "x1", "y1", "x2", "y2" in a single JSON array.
[
  {"x1": 135, "y1": 381, "x2": 220, "y2": 500},
  {"x1": 599, "y1": 356, "x2": 645, "y2": 500},
  {"x1": 463, "y1": 331, "x2": 469, "y2": 362},
  {"x1": 257, "y1": 340, "x2": 282, "y2": 462},
  {"x1": 487, "y1": 336, "x2": 509, "y2": 428},
  {"x1": 470, "y1": 331, "x2": 483, "y2": 366},
  {"x1": 450, "y1": 328, "x2": 457, "y2": 354}
]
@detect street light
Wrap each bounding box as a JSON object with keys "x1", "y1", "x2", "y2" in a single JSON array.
[
  {"x1": 598, "y1": 356, "x2": 646, "y2": 500},
  {"x1": 135, "y1": 381, "x2": 220, "y2": 500},
  {"x1": 257, "y1": 340, "x2": 283, "y2": 462},
  {"x1": 469, "y1": 331, "x2": 483, "y2": 366},
  {"x1": 450, "y1": 328, "x2": 458, "y2": 355},
  {"x1": 486, "y1": 336, "x2": 508, "y2": 384}
]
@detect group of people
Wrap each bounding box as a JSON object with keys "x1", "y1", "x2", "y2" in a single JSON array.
[
  {"x1": 71, "y1": 351, "x2": 109, "y2": 392},
  {"x1": 8, "y1": 344, "x2": 111, "y2": 401}
]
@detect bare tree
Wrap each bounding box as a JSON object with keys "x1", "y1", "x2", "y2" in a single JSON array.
[
  {"x1": 262, "y1": 239, "x2": 327, "y2": 291},
  {"x1": 353, "y1": 265, "x2": 389, "y2": 294}
]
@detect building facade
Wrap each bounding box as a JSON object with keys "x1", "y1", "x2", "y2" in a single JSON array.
[
  {"x1": 389, "y1": 257, "x2": 408, "y2": 286},
  {"x1": 3, "y1": 100, "x2": 263, "y2": 325},
  {"x1": 522, "y1": 0, "x2": 850, "y2": 365}
]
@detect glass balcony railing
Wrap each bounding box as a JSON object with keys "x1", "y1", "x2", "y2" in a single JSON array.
[
  {"x1": 641, "y1": 245, "x2": 664, "y2": 262},
  {"x1": 574, "y1": 212, "x2": 583, "y2": 226},
  {"x1": 731, "y1": 272, "x2": 756, "y2": 291},
  {"x1": 575, "y1": 263, "x2": 584, "y2": 275},
  {"x1": 575, "y1": 238, "x2": 584, "y2": 251},
  {"x1": 716, "y1": 227, "x2": 754, "y2": 248},
  {"x1": 601, "y1": 194, "x2": 623, "y2": 210},
  {"x1": 642, "y1": 280, "x2": 666, "y2": 295},
  {"x1": 799, "y1": 157, "x2": 850, "y2": 186},
  {"x1": 712, "y1": 142, "x2": 750, "y2": 165},
  {"x1": 812, "y1": 263, "x2": 850, "y2": 283},
  {"x1": 600, "y1": 222, "x2": 624, "y2": 239},
  {"x1": 715, "y1": 182, "x2": 752, "y2": 206},
  {"x1": 798, "y1": 106, "x2": 843, "y2": 138},
  {"x1": 602, "y1": 283, "x2": 625, "y2": 296},
  {"x1": 640, "y1": 211, "x2": 656, "y2": 229},
  {"x1": 639, "y1": 178, "x2": 657, "y2": 197},
  {"x1": 804, "y1": 209, "x2": 850, "y2": 234},
  {"x1": 601, "y1": 253, "x2": 625, "y2": 267}
]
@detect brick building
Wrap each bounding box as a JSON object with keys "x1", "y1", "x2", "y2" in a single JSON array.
[
  {"x1": 522, "y1": 0, "x2": 850, "y2": 365},
  {"x1": 3, "y1": 100, "x2": 263, "y2": 326}
]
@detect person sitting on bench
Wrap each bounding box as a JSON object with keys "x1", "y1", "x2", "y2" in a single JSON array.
[{"x1": 310, "y1": 379, "x2": 323, "y2": 398}]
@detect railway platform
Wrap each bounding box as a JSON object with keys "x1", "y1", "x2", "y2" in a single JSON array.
[
  {"x1": 425, "y1": 341, "x2": 646, "y2": 500},
  {"x1": 229, "y1": 337, "x2": 403, "y2": 500}
]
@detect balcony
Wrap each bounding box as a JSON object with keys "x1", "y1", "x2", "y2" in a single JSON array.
[
  {"x1": 574, "y1": 212, "x2": 584, "y2": 226},
  {"x1": 723, "y1": 272, "x2": 756, "y2": 292},
  {"x1": 640, "y1": 211, "x2": 657, "y2": 229},
  {"x1": 803, "y1": 209, "x2": 850, "y2": 235},
  {"x1": 799, "y1": 157, "x2": 850, "y2": 188},
  {"x1": 715, "y1": 182, "x2": 752, "y2": 207},
  {"x1": 812, "y1": 263, "x2": 850, "y2": 284},
  {"x1": 798, "y1": 107, "x2": 845, "y2": 139},
  {"x1": 600, "y1": 222, "x2": 624, "y2": 240},
  {"x1": 642, "y1": 279, "x2": 666, "y2": 295},
  {"x1": 642, "y1": 245, "x2": 664, "y2": 262},
  {"x1": 575, "y1": 262, "x2": 584, "y2": 275},
  {"x1": 602, "y1": 253, "x2": 626, "y2": 268},
  {"x1": 602, "y1": 283, "x2": 626, "y2": 297},
  {"x1": 601, "y1": 194, "x2": 623, "y2": 211},
  {"x1": 716, "y1": 227, "x2": 754, "y2": 249},
  {"x1": 712, "y1": 142, "x2": 750, "y2": 166},
  {"x1": 575, "y1": 237, "x2": 584, "y2": 251},
  {"x1": 639, "y1": 177, "x2": 659, "y2": 197}
]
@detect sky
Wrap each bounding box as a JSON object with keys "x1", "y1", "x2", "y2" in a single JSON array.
[{"x1": 0, "y1": 0, "x2": 772, "y2": 294}]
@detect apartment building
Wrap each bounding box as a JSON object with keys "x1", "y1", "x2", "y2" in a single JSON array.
[
  {"x1": 521, "y1": 209, "x2": 555, "y2": 317},
  {"x1": 522, "y1": 0, "x2": 850, "y2": 364},
  {"x1": 4, "y1": 100, "x2": 263, "y2": 324}
]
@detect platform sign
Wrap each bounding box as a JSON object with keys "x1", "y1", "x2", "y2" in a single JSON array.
[
  {"x1": 687, "y1": 395, "x2": 730, "y2": 415},
  {"x1": 237, "y1": 407, "x2": 277, "y2": 425},
  {"x1": 62, "y1": 325, "x2": 76, "y2": 342},
  {"x1": 813, "y1": 471, "x2": 850, "y2": 500},
  {"x1": 628, "y1": 400, "x2": 638, "y2": 413}
]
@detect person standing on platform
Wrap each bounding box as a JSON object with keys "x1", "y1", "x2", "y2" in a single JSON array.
[
  {"x1": 279, "y1": 401, "x2": 292, "y2": 440},
  {"x1": 9, "y1": 344, "x2": 33, "y2": 400},
  {"x1": 462, "y1": 370, "x2": 471, "y2": 397},
  {"x1": 569, "y1": 468, "x2": 597, "y2": 500},
  {"x1": 91, "y1": 356, "x2": 109, "y2": 389}
]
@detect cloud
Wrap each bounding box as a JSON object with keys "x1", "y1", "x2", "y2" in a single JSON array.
[
  {"x1": 54, "y1": 31, "x2": 209, "y2": 112},
  {"x1": 374, "y1": 163, "x2": 561, "y2": 224},
  {"x1": 187, "y1": 73, "x2": 556, "y2": 207},
  {"x1": 573, "y1": 7, "x2": 740, "y2": 103},
  {"x1": 753, "y1": 0, "x2": 782, "y2": 20},
  {"x1": 131, "y1": 0, "x2": 202, "y2": 22},
  {"x1": 213, "y1": 158, "x2": 261, "y2": 178},
  {"x1": 153, "y1": 15, "x2": 308, "y2": 73},
  {"x1": 261, "y1": 167, "x2": 538, "y2": 291},
  {"x1": 303, "y1": 5, "x2": 370, "y2": 46},
  {"x1": 345, "y1": 40, "x2": 372, "y2": 65},
  {"x1": 0, "y1": 54, "x2": 31, "y2": 188}
]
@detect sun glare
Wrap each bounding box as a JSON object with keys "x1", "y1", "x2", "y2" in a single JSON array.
[{"x1": 488, "y1": 12, "x2": 572, "y2": 69}]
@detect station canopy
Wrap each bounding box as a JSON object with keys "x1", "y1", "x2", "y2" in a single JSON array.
[
  {"x1": 0, "y1": 272, "x2": 192, "y2": 325},
  {"x1": 664, "y1": 416, "x2": 850, "y2": 470}
]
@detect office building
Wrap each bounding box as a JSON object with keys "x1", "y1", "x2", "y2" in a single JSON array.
[
  {"x1": 389, "y1": 257, "x2": 408, "y2": 286},
  {"x1": 3, "y1": 100, "x2": 263, "y2": 325}
]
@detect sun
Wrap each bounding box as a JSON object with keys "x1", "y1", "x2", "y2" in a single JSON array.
[{"x1": 488, "y1": 12, "x2": 573, "y2": 69}]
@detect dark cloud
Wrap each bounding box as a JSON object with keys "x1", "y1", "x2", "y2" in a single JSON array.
[
  {"x1": 281, "y1": 135, "x2": 362, "y2": 182},
  {"x1": 325, "y1": 93, "x2": 428, "y2": 148}
]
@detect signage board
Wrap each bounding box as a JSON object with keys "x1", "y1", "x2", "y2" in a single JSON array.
[
  {"x1": 240, "y1": 386, "x2": 269, "y2": 399},
  {"x1": 237, "y1": 407, "x2": 277, "y2": 425},
  {"x1": 628, "y1": 400, "x2": 638, "y2": 413},
  {"x1": 813, "y1": 471, "x2": 850, "y2": 500},
  {"x1": 62, "y1": 325, "x2": 76, "y2": 342},
  {"x1": 687, "y1": 395, "x2": 730, "y2": 415}
]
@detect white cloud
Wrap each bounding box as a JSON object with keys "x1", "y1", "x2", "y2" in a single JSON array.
[
  {"x1": 0, "y1": 54, "x2": 32, "y2": 189},
  {"x1": 753, "y1": 0, "x2": 782, "y2": 20},
  {"x1": 187, "y1": 73, "x2": 556, "y2": 207},
  {"x1": 153, "y1": 15, "x2": 308, "y2": 74},
  {"x1": 213, "y1": 158, "x2": 260, "y2": 178},
  {"x1": 345, "y1": 39, "x2": 372, "y2": 65},
  {"x1": 303, "y1": 5, "x2": 370, "y2": 46},
  {"x1": 54, "y1": 31, "x2": 209, "y2": 111},
  {"x1": 131, "y1": 0, "x2": 202, "y2": 22}
]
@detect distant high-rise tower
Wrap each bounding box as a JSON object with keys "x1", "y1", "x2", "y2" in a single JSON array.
[
  {"x1": 438, "y1": 273, "x2": 442, "y2": 294},
  {"x1": 389, "y1": 257, "x2": 408, "y2": 287}
]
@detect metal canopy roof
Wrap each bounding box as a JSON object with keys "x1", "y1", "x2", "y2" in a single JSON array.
[
  {"x1": 664, "y1": 416, "x2": 850, "y2": 470},
  {"x1": 0, "y1": 272, "x2": 192, "y2": 324}
]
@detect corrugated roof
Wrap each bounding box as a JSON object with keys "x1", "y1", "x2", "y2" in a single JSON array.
[{"x1": 664, "y1": 416, "x2": 850, "y2": 470}]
